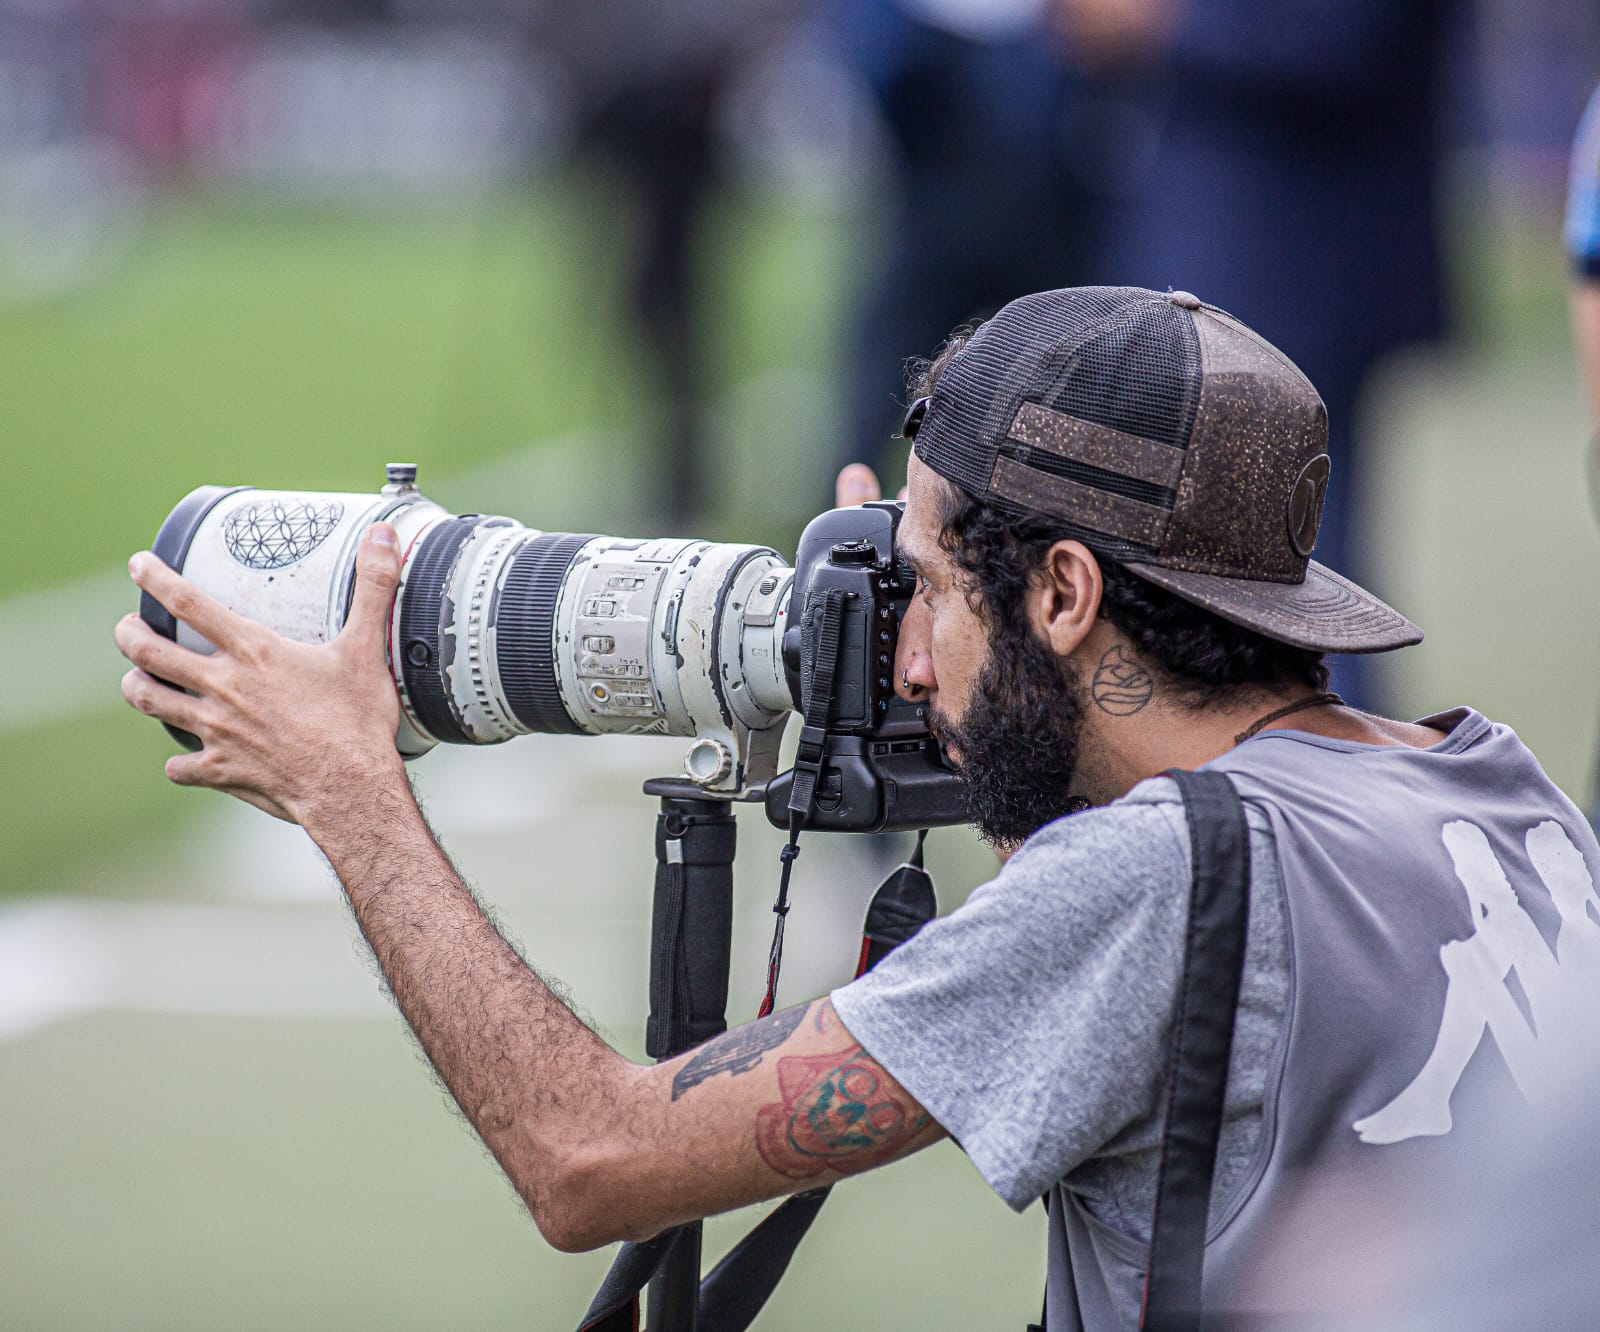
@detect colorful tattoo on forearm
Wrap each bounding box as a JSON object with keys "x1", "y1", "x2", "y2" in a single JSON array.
[{"x1": 754, "y1": 1004, "x2": 931, "y2": 1179}]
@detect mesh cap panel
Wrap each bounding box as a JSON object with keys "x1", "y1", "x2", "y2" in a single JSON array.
[{"x1": 914, "y1": 287, "x2": 1201, "y2": 555}]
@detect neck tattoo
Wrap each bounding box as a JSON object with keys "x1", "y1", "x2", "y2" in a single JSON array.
[{"x1": 1234, "y1": 692, "x2": 1346, "y2": 746}]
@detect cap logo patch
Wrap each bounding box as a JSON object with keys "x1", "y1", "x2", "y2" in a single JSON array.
[{"x1": 1287, "y1": 454, "x2": 1330, "y2": 557}]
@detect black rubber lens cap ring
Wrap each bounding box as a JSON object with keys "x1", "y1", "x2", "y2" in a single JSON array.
[{"x1": 140, "y1": 485, "x2": 248, "y2": 751}]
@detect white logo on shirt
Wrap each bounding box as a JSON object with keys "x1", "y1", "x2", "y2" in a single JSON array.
[{"x1": 1352, "y1": 820, "x2": 1600, "y2": 1145}]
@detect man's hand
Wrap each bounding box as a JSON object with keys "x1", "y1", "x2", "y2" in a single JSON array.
[
  {"x1": 835, "y1": 463, "x2": 907, "y2": 508},
  {"x1": 1048, "y1": 0, "x2": 1180, "y2": 69},
  {"x1": 115, "y1": 523, "x2": 408, "y2": 826}
]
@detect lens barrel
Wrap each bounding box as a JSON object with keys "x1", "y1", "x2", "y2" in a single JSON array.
[
  {"x1": 392, "y1": 521, "x2": 602, "y2": 742},
  {"x1": 140, "y1": 477, "x2": 796, "y2": 790}
]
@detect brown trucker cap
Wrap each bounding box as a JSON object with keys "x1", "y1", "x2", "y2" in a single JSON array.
[{"x1": 905, "y1": 286, "x2": 1421, "y2": 653}]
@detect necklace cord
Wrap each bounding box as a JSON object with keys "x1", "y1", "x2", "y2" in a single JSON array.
[{"x1": 1233, "y1": 692, "x2": 1345, "y2": 746}]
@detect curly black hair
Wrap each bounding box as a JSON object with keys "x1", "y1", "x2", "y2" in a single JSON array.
[{"x1": 909, "y1": 334, "x2": 1330, "y2": 706}]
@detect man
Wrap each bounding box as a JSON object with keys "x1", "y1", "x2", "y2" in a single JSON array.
[
  {"x1": 1572, "y1": 82, "x2": 1600, "y2": 429},
  {"x1": 1570, "y1": 83, "x2": 1600, "y2": 838},
  {"x1": 115, "y1": 287, "x2": 1600, "y2": 1327}
]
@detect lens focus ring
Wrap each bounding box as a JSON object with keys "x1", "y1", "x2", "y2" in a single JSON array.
[
  {"x1": 398, "y1": 516, "x2": 479, "y2": 744},
  {"x1": 495, "y1": 532, "x2": 595, "y2": 735}
]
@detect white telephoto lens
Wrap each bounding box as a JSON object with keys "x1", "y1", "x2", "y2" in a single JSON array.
[{"x1": 142, "y1": 469, "x2": 797, "y2": 791}]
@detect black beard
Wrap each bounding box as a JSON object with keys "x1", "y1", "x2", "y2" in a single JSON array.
[{"x1": 933, "y1": 625, "x2": 1088, "y2": 850}]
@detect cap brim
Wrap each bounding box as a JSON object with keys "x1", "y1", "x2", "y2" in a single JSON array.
[{"x1": 1119, "y1": 559, "x2": 1423, "y2": 653}]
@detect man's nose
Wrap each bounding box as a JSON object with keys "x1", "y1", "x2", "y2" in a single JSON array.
[{"x1": 894, "y1": 597, "x2": 934, "y2": 701}]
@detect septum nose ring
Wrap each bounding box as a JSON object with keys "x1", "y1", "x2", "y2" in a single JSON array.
[{"x1": 901, "y1": 667, "x2": 922, "y2": 697}]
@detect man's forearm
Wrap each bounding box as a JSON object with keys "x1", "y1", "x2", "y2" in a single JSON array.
[
  {"x1": 1573, "y1": 285, "x2": 1600, "y2": 426},
  {"x1": 301, "y1": 768, "x2": 640, "y2": 1244}
]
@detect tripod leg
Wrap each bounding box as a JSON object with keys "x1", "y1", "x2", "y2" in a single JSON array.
[
  {"x1": 646, "y1": 1226, "x2": 704, "y2": 1332},
  {"x1": 643, "y1": 796, "x2": 736, "y2": 1331}
]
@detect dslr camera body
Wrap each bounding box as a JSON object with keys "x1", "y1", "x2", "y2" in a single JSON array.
[{"x1": 141, "y1": 465, "x2": 966, "y2": 835}]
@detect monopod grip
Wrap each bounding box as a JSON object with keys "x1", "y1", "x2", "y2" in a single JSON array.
[{"x1": 646, "y1": 798, "x2": 738, "y2": 1061}]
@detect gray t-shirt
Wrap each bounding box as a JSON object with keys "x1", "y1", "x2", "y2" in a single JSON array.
[
  {"x1": 833, "y1": 707, "x2": 1600, "y2": 1330},
  {"x1": 831, "y1": 777, "x2": 1289, "y2": 1238}
]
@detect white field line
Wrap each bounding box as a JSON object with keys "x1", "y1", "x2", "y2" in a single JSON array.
[
  {"x1": 0, "y1": 896, "x2": 390, "y2": 1040},
  {"x1": 0, "y1": 719, "x2": 890, "y2": 1045},
  {"x1": 0, "y1": 731, "x2": 670, "y2": 1038}
]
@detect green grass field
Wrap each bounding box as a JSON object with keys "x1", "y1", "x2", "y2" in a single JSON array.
[{"x1": 0, "y1": 1012, "x2": 1045, "y2": 1330}]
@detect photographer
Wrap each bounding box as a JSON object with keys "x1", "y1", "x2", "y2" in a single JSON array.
[{"x1": 115, "y1": 287, "x2": 1600, "y2": 1328}]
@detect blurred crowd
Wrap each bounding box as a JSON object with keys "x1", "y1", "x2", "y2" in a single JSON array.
[{"x1": 3, "y1": 0, "x2": 1598, "y2": 707}]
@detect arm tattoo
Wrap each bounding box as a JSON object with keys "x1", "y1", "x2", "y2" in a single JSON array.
[
  {"x1": 1091, "y1": 644, "x2": 1153, "y2": 716},
  {"x1": 671, "y1": 1004, "x2": 808, "y2": 1101},
  {"x1": 754, "y1": 1004, "x2": 931, "y2": 1179}
]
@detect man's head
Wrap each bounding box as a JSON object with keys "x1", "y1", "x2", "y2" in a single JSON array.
[{"x1": 889, "y1": 287, "x2": 1421, "y2": 845}]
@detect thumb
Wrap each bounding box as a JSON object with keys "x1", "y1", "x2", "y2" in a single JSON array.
[
  {"x1": 836, "y1": 463, "x2": 882, "y2": 507},
  {"x1": 342, "y1": 522, "x2": 401, "y2": 656}
]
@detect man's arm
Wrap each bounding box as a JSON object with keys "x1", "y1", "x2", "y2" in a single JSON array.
[
  {"x1": 116, "y1": 529, "x2": 943, "y2": 1251},
  {"x1": 305, "y1": 781, "x2": 942, "y2": 1250},
  {"x1": 1577, "y1": 287, "x2": 1600, "y2": 429}
]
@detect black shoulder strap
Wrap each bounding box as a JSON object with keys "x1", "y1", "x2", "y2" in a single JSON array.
[{"x1": 1139, "y1": 768, "x2": 1251, "y2": 1332}]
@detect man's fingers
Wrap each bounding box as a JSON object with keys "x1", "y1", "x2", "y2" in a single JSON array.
[
  {"x1": 836, "y1": 464, "x2": 882, "y2": 508},
  {"x1": 122, "y1": 667, "x2": 206, "y2": 732},
  {"x1": 114, "y1": 613, "x2": 212, "y2": 690},
  {"x1": 129, "y1": 552, "x2": 242, "y2": 646},
  {"x1": 340, "y1": 523, "x2": 401, "y2": 657}
]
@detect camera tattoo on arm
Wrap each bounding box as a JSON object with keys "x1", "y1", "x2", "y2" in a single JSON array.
[
  {"x1": 1091, "y1": 644, "x2": 1154, "y2": 717},
  {"x1": 671, "y1": 1004, "x2": 808, "y2": 1100}
]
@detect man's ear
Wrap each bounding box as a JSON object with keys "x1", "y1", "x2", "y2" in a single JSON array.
[{"x1": 1028, "y1": 540, "x2": 1103, "y2": 657}]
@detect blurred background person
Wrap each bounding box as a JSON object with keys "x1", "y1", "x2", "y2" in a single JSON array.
[
  {"x1": 1571, "y1": 83, "x2": 1600, "y2": 436},
  {"x1": 540, "y1": 0, "x2": 795, "y2": 529},
  {"x1": 1567, "y1": 79, "x2": 1600, "y2": 829},
  {"x1": 830, "y1": 0, "x2": 1117, "y2": 488},
  {"x1": 1060, "y1": 0, "x2": 1458, "y2": 708}
]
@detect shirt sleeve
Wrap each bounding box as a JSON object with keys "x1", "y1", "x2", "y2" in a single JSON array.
[{"x1": 830, "y1": 792, "x2": 1194, "y2": 1211}]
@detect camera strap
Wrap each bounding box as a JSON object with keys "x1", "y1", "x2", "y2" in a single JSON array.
[
  {"x1": 857, "y1": 829, "x2": 934, "y2": 973},
  {"x1": 1138, "y1": 768, "x2": 1249, "y2": 1331},
  {"x1": 577, "y1": 833, "x2": 939, "y2": 1332},
  {"x1": 785, "y1": 586, "x2": 851, "y2": 823},
  {"x1": 1030, "y1": 770, "x2": 1248, "y2": 1332},
  {"x1": 756, "y1": 585, "x2": 852, "y2": 1019}
]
